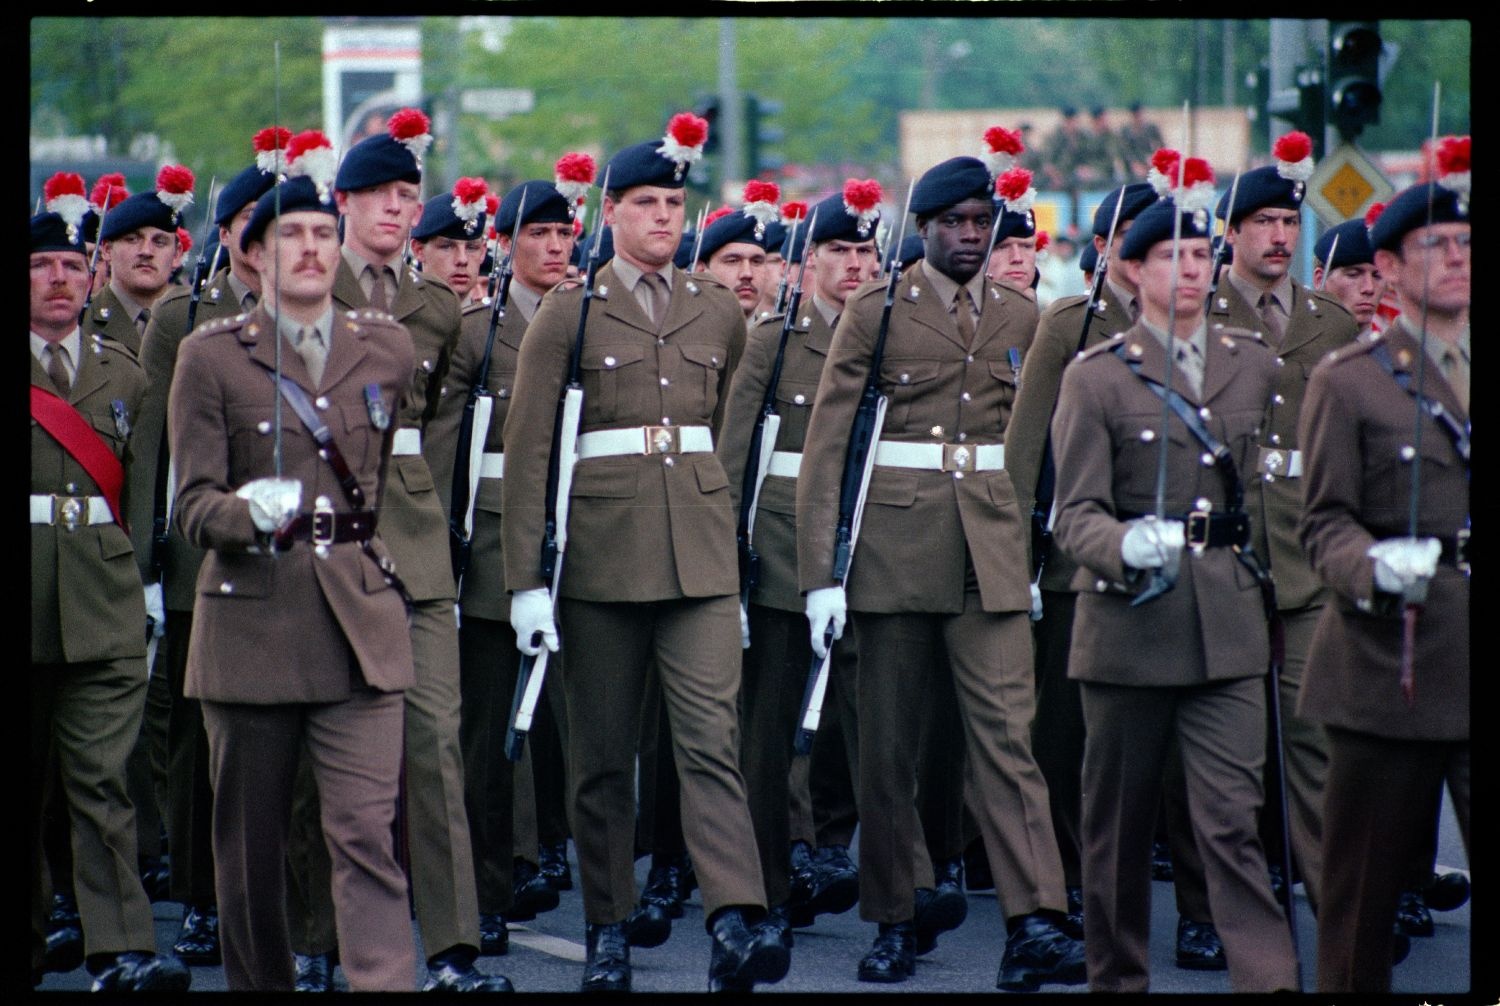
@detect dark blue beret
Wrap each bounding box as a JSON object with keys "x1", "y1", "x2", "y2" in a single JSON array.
[
  {"x1": 493, "y1": 180, "x2": 572, "y2": 235},
  {"x1": 809, "y1": 191, "x2": 880, "y2": 245},
  {"x1": 673, "y1": 232, "x2": 696, "y2": 270},
  {"x1": 99, "y1": 191, "x2": 179, "y2": 242},
  {"x1": 994, "y1": 207, "x2": 1036, "y2": 243},
  {"x1": 31, "y1": 211, "x2": 87, "y2": 255},
  {"x1": 575, "y1": 225, "x2": 613, "y2": 269},
  {"x1": 1217, "y1": 165, "x2": 1302, "y2": 226},
  {"x1": 411, "y1": 190, "x2": 487, "y2": 243},
  {"x1": 82, "y1": 209, "x2": 102, "y2": 245},
  {"x1": 605, "y1": 140, "x2": 690, "y2": 192},
  {"x1": 217, "y1": 164, "x2": 277, "y2": 227},
  {"x1": 762, "y1": 220, "x2": 787, "y2": 257},
  {"x1": 1092, "y1": 183, "x2": 1158, "y2": 237},
  {"x1": 1368, "y1": 182, "x2": 1468, "y2": 253},
  {"x1": 480, "y1": 249, "x2": 495, "y2": 276},
  {"x1": 240, "y1": 176, "x2": 339, "y2": 252},
  {"x1": 1119, "y1": 199, "x2": 1213, "y2": 261},
  {"x1": 912, "y1": 157, "x2": 993, "y2": 218},
  {"x1": 697, "y1": 210, "x2": 765, "y2": 263},
  {"x1": 336, "y1": 131, "x2": 422, "y2": 192},
  {"x1": 1078, "y1": 240, "x2": 1099, "y2": 274},
  {"x1": 897, "y1": 233, "x2": 926, "y2": 270},
  {"x1": 1314, "y1": 218, "x2": 1376, "y2": 269}
]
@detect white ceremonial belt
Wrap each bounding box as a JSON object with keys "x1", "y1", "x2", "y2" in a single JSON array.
[
  {"x1": 478, "y1": 452, "x2": 505, "y2": 479},
  {"x1": 31, "y1": 494, "x2": 113, "y2": 526},
  {"x1": 576, "y1": 425, "x2": 714, "y2": 459},
  {"x1": 766, "y1": 451, "x2": 803, "y2": 479},
  {"x1": 391, "y1": 428, "x2": 423, "y2": 456},
  {"x1": 1255, "y1": 447, "x2": 1302, "y2": 478},
  {"x1": 874, "y1": 440, "x2": 1004, "y2": 473}
]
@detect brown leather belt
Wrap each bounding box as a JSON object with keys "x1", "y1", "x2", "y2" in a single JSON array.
[{"x1": 274, "y1": 509, "x2": 376, "y2": 547}]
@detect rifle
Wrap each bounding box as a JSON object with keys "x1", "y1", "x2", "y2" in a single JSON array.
[
  {"x1": 793, "y1": 180, "x2": 914, "y2": 755},
  {"x1": 505, "y1": 166, "x2": 610, "y2": 762},
  {"x1": 1314, "y1": 233, "x2": 1339, "y2": 292},
  {"x1": 736, "y1": 209, "x2": 815, "y2": 610},
  {"x1": 688, "y1": 203, "x2": 708, "y2": 273},
  {"x1": 1205, "y1": 168, "x2": 1242, "y2": 308},
  {"x1": 771, "y1": 209, "x2": 804, "y2": 314},
  {"x1": 448, "y1": 189, "x2": 526, "y2": 588},
  {"x1": 79, "y1": 185, "x2": 118, "y2": 326}
]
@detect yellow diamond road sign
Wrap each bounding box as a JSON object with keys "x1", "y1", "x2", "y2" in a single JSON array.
[{"x1": 1306, "y1": 142, "x2": 1395, "y2": 228}]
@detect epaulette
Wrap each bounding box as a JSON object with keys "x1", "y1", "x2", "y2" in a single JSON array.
[
  {"x1": 91, "y1": 331, "x2": 138, "y2": 361},
  {"x1": 155, "y1": 284, "x2": 192, "y2": 307},
  {"x1": 193, "y1": 313, "x2": 247, "y2": 338},
  {"x1": 1218, "y1": 324, "x2": 1268, "y2": 343},
  {"x1": 1077, "y1": 331, "x2": 1128, "y2": 361},
  {"x1": 461, "y1": 297, "x2": 490, "y2": 317},
  {"x1": 686, "y1": 270, "x2": 727, "y2": 292},
  {"x1": 346, "y1": 308, "x2": 398, "y2": 325},
  {"x1": 1040, "y1": 293, "x2": 1090, "y2": 322},
  {"x1": 1301, "y1": 285, "x2": 1354, "y2": 319},
  {"x1": 1322, "y1": 334, "x2": 1379, "y2": 368}
]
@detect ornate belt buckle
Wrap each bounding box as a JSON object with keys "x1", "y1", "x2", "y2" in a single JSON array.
[
  {"x1": 645, "y1": 425, "x2": 678, "y2": 455},
  {"x1": 312, "y1": 499, "x2": 337, "y2": 546},
  {"x1": 1186, "y1": 508, "x2": 1212, "y2": 553},
  {"x1": 54, "y1": 495, "x2": 83, "y2": 532},
  {"x1": 942, "y1": 443, "x2": 975, "y2": 473},
  {"x1": 1257, "y1": 446, "x2": 1285, "y2": 480},
  {"x1": 1456, "y1": 527, "x2": 1470, "y2": 574}
]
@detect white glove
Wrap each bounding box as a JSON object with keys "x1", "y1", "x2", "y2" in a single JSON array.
[
  {"x1": 510, "y1": 587, "x2": 559, "y2": 656},
  {"x1": 236, "y1": 477, "x2": 302, "y2": 533},
  {"x1": 1121, "y1": 517, "x2": 1185, "y2": 571},
  {"x1": 740, "y1": 603, "x2": 751, "y2": 650},
  {"x1": 806, "y1": 586, "x2": 847, "y2": 659},
  {"x1": 1030, "y1": 582, "x2": 1044, "y2": 622},
  {"x1": 1368, "y1": 537, "x2": 1442, "y2": 599},
  {"x1": 144, "y1": 583, "x2": 166, "y2": 638}
]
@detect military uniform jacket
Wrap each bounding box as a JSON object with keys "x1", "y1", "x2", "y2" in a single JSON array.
[
  {"x1": 133, "y1": 267, "x2": 249, "y2": 610},
  {"x1": 332, "y1": 257, "x2": 461, "y2": 601},
  {"x1": 1051, "y1": 321, "x2": 1276, "y2": 686},
  {"x1": 32, "y1": 335, "x2": 148, "y2": 664},
  {"x1": 170, "y1": 305, "x2": 415, "y2": 704},
  {"x1": 1006, "y1": 289, "x2": 1134, "y2": 591},
  {"x1": 425, "y1": 297, "x2": 523, "y2": 621},
  {"x1": 84, "y1": 284, "x2": 144, "y2": 358},
  {"x1": 717, "y1": 306, "x2": 833, "y2": 612},
  {"x1": 1295, "y1": 321, "x2": 1468, "y2": 741},
  {"x1": 1211, "y1": 278, "x2": 1359, "y2": 610},
  {"x1": 502, "y1": 262, "x2": 745, "y2": 602},
  {"x1": 795, "y1": 267, "x2": 1036, "y2": 614}
]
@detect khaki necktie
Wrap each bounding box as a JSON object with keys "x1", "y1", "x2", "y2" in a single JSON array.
[
  {"x1": 137, "y1": 307, "x2": 151, "y2": 338},
  {"x1": 294, "y1": 327, "x2": 327, "y2": 386},
  {"x1": 1174, "y1": 341, "x2": 1204, "y2": 399},
  {"x1": 243, "y1": 291, "x2": 258, "y2": 311},
  {"x1": 642, "y1": 272, "x2": 669, "y2": 328},
  {"x1": 366, "y1": 266, "x2": 391, "y2": 313},
  {"x1": 47, "y1": 344, "x2": 72, "y2": 395},
  {"x1": 1440, "y1": 346, "x2": 1469, "y2": 414},
  {"x1": 1257, "y1": 292, "x2": 1285, "y2": 346},
  {"x1": 953, "y1": 288, "x2": 976, "y2": 347}
]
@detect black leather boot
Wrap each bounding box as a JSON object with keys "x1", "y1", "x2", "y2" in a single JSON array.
[
  {"x1": 856, "y1": 921, "x2": 915, "y2": 983},
  {"x1": 996, "y1": 913, "x2": 1087, "y2": 991},
  {"x1": 1061, "y1": 886, "x2": 1085, "y2": 940},
  {"x1": 914, "y1": 883, "x2": 967, "y2": 955},
  {"x1": 293, "y1": 951, "x2": 336, "y2": 992},
  {"x1": 479, "y1": 912, "x2": 509, "y2": 956},
  {"x1": 1397, "y1": 889, "x2": 1435, "y2": 937},
  {"x1": 788, "y1": 841, "x2": 859, "y2": 927},
  {"x1": 172, "y1": 904, "x2": 221, "y2": 965},
  {"x1": 623, "y1": 901, "x2": 672, "y2": 948},
  {"x1": 423, "y1": 946, "x2": 514, "y2": 991},
  {"x1": 539, "y1": 840, "x2": 573, "y2": 891},
  {"x1": 707, "y1": 907, "x2": 790, "y2": 992},
  {"x1": 641, "y1": 850, "x2": 695, "y2": 919},
  {"x1": 89, "y1": 952, "x2": 191, "y2": 992},
  {"x1": 582, "y1": 923, "x2": 631, "y2": 993},
  {"x1": 505, "y1": 858, "x2": 560, "y2": 922},
  {"x1": 1424, "y1": 870, "x2": 1471, "y2": 912},
  {"x1": 1174, "y1": 916, "x2": 1227, "y2": 971}
]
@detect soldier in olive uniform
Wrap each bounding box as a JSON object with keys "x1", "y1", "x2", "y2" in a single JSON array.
[{"x1": 89, "y1": 181, "x2": 187, "y2": 357}]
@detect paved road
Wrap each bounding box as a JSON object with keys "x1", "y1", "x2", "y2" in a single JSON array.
[{"x1": 37, "y1": 794, "x2": 1473, "y2": 997}]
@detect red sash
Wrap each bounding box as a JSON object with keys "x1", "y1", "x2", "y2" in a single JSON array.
[{"x1": 30, "y1": 384, "x2": 126, "y2": 527}]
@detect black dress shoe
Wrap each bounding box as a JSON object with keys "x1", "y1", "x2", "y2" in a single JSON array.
[
  {"x1": 963, "y1": 837, "x2": 995, "y2": 892},
  {"x1": 788, "y1": 842, "x2": 858, "y2": 925},
  {"x1": 172, "y1": 904, "x2": 221, "y2": 965},
  {"x1": 708, "y1": 907, "x2": 790, "y2": 992},
  {"x1": 996, "y1": 913, "x2": 1087, "y2": 991},
  {"x1": 765, "y1": 904, "x2": 795, "y2": 949},
  {"x1": 539, "y1": 840, "x2": 573, "y2": 891},
  {"x1": 623, "y1": 901, "x2": 671, "y2": 948},
  {"x1": 641, "y1": 851, "x2": 696, "y2": 919},
  {"x1": 505, "y1": 859, "x2": 560, "y2": 923},
  {"x1": 424, "y1": 956, "x2": 514, "y2": 992},
  {"x1": 1174, "y1": 916, "x2": 1227, "y2": 971},
  {"x1": 913, "y1": 883, "x2": 967, "y2": 955},
  {"x1": 43, "y1": 891, "x2": 84, "y2": 974},
  {"x1": 1424, "y1": 870, "x2": 1471, "y2": 912},
  {"x1": 1151, "y1": 839, "x2": 1174, "y2": 882},
  {"x1": 90, "y1": 951, "x2": 191, "y2": 992},
  {"x1": 137, "y1": 855, "x2": 172, "y2": 903},
  {"x1": 582, "y1": 923, "x2": 630, "y2": 993},
  {"x1": 857, "y1": 922, "x2": 915, "y2": 983},
  {"x1": 294, "y1": 952, "x2": 337, "y2": 992},
  {"x1": 933, "y1": 855, "x2": 965, "y2": 896},
  {"x1": 479, "y1": 912, "x2": 509, "y2": 956},
  {"x1": 1397, "y1": 889, "x2": 1434, "y2": 937},
  {"x1": 1061, "y1": 887, "x2": 1085, "y2": 941}
]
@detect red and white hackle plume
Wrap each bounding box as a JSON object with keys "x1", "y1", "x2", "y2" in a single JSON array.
[
  {"x1": 451, "y1": 177, "x2": 489, "y2": 235},
  {"x1": 1273, "y1": 130, "x2": 1315, "y2": 200},
  {"x1": 286, "y1": 130, "x2": 338, "y2": 203},
  {"x1": 155, "y1": 165, "x2": 196, "y2": 225},
  {"x1": 554, "y1": 152, "x2": 597, "y2": 218},
  {"x1": 657, "y1": 112, "x2": 710, "y2": 181},
  {"x1": 1147, "y1": 148, "x2": 1182, "y2": 199},
  {"x1": 842, "y1": 178, "x2": 883, "y2": 238},
  {"x1": 742, "y1": 180, "x2": 781, "y2": 239},
  {"x1": 1363, "y1": 200, "x2": 1386, "y2": 238},
  {"x1": 90, "y1": 172, "x2": 129, "y2": 215},
  {"x1": 1435, "y1": 135, "x2": 1470, "y2": 214},
  {"x1": 388, "y1": 108, "x2": 433, "y2": 169},
  {"x1": 780, "y1": 200, "x2": 808, "y2": 226},
  {"x1": 1177, "y1": 157, "x2": 1217, "y2": 229},
  {"x1": 43, "y1": 172, "x2": 89, "y2": 243},
  {"x1": 254, "y1": 126, "x2": 292, "y2": 176},
  {"x1": 995, "y1": 167, "x2": 1037, "y2": 217},
  {"x1": 177, "y1": 227, "x2": 193, "y2": 254},
  {"x1": 1035, "y1": 230, "x2": 1051, "y2": 257},
  {"x1": 703, "y1": 205, "x2": 735, "y2": 229},
  {"x1": 981, "y1": 125, "x2": 1025, "y2": 179}
]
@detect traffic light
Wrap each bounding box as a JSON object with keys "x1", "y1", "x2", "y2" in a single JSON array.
[
  {"x1": 1267, "y1": 64, "x2": 1325, "y2": 159},
  {"x1": 744, "y1": 93, "x2": 784, "y2": 177},
  {"x1": 1328, "y1": 20, "x2": 1382, "y2": 141},
  {"x1": 693, "y1": 94, "x2": 721, "y2": 156}
]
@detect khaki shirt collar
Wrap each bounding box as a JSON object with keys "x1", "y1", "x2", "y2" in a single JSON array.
[
  {"x1": 31, "y1": 328, "x2": 82, "y2": 371},
  {"x1": 610, "y1": 256, "x2": 675, "y2": 296},
  {"x1": 1227, "y1": 268, "x2": 1292, "y2": 317},
  {"x1": 107, "y1": 280, "x2": 149, "y2": 326},
  {"x1": 510, "y1": 281, "x2": 542, "y2": 324},
  {"x1": 811, "y1": 292, "x2": 841, "y2": 329},
  {"x1": 921, "y1": 259, "x2": 984, "y2": 316}
]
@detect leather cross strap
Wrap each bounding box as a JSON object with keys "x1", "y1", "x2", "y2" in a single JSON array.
[
  {"x1": 1370, "y1": 341, "x2": 1471, "y2": 468},
  {"x1": 30, "y1": 384, "x2": 126, "y2": 527}
]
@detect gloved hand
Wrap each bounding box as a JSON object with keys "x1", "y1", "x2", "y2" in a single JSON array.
[
  {"x1": 806, "y1": 586, "x2": 847, "y2": 659},
  {"x1": 236, "y1": 477, "x2": 302, "y2": 533},
  {"x1": 1030, "y1": 582, "x2": 1044, "y2": 622},
  {"x1": 1368, "y1": 537, "x2": 1442, "y2": 599},
  {"x1": 1121, "y1": 517, "x2": 1186, "y2": 571},
  {"x1": 510, "y1": 587, "x2": 559, "y2": 656},
  {"x1": 740, "y1": 603, "x2": 751, "y2": 650},
  {"x1": 144, "y1": 582, "x2": 166, "y2": 638}
]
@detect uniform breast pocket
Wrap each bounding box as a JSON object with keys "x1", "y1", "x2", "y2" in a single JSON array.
[
  {"x1": 1114, "y1": 412, "x2": 1188, "y2": 501},
  {"x1": 879, "y1": 358, "x2": 941, "y2": 431},
  {"x1": 679, "y1": 344, "x2": 725, "y2": 419},
  {"x1": 988, "y1": 358, "x2": 1020, "y2": 420},
  {"x1": 485, "y1": 368, "x2": 516, "y2": 451},
  {"x1": 87, "y1": 413, "x2": 128, "y2": 460},
  {"x1": 580, "y1": 345, "x2": 646, "y2": 423},
  {"x1": 226, "y1": 404, "x2": 282, "y2": 477},
  {"x1": 773, "y1": 380, "x2": 817, "y2": 447}
]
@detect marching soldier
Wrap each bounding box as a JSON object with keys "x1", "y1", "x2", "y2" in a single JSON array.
[
  {"x1": 1050, "y1": 187, "x2": 1299, "y2": 992},
  {"x1": 694, "y1": 207, "x2": 771, "y2": 324},
  {"x1": 1312, "y1": 214, "x2": 1386, "y2": 335},
  {"x1": 31, "y1": 193, "x2": 192, "y2": 993},
  {"x1": 796, "y1": 154, "x2": 1084, "y2": 990},
  {"x1": 502, "y1": 119, "x2": 790, "y2": 993},
  {"x1": 1299, "y1": 166, "x2": 1470, "y2": 994},
  {"x1": 985, "y1": 204, "x2": 1042, "y2": 294},
  {"x1": 89, "y1": 167, "x2": 194, "y2": 357}
]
